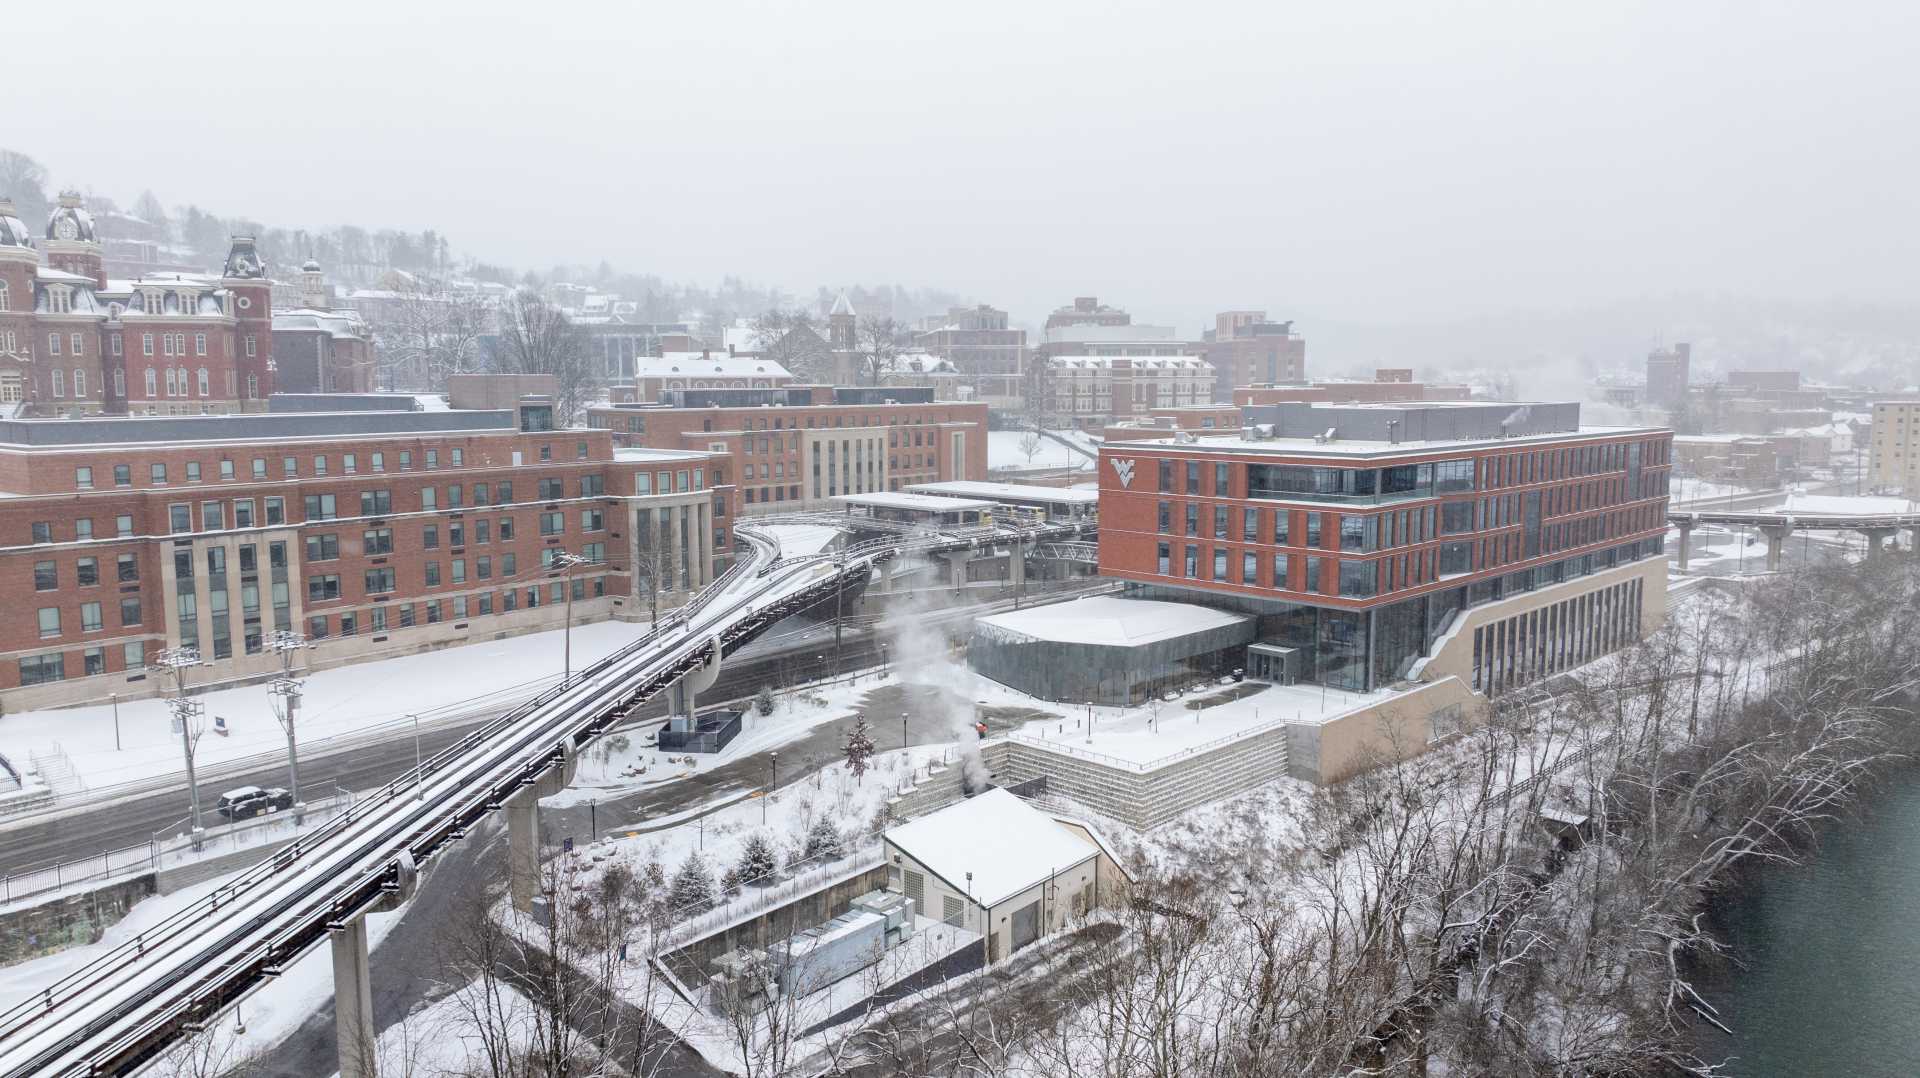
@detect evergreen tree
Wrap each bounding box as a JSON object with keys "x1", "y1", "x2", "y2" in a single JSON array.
[
  {"x1": 755, "y1": 685, "x2": 776, "y2": 717},
  {"x1": 738, "y1": 832, "x2": 778, "y2": 885},
  {"x1": 843, "y1": 716, "x2": 876, "y2": 784},
  {"x1": 720, "y1": 865, "x2": 743, "y2": 898},
  {"x1": 804, "y1": 817, "x2": 843, "y2": 861},
  {"x1": 667, "y1": 850, "x2": 715, "y2": 918}
]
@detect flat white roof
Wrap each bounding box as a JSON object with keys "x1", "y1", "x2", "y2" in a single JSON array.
[
  {"x1": 904, "y1": 480, "x2": 1098, "y2": 505},
  {"x1": 976, "y1": 595, "x2": 1248, "y2": 648},
  {"x1": 1115, "y1": 423, "x2": 1666, "y2": 460},
  {"x1": 637, "y1": 353, "x2": 793, "y2": 380},
  {"x1": 831, "y1": 492, "x2": 997, "y2": 512},
  {"x1": 613, "y1": 447, "x2": 714, "y2": 463},
  {"x1": 885, "y1": 788, "x2": 1098, "y2": 908}
]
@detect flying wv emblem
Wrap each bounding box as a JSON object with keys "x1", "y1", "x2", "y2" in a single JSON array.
[{"x1": 1112, "y1": 457, "x2": 1136, "y2": 488}]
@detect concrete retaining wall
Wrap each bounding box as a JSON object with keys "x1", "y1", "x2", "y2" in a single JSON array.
[
  {"x1": 0, "y1": 874, "x2": 156, "y2": 966},
  {"x1": 661, "y1": 863, "x2": 889, "y2": 984}
]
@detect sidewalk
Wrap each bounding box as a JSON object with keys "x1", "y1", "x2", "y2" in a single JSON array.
[{"x1": 0, "y1": 620, "x2": 645, "y2": 797}]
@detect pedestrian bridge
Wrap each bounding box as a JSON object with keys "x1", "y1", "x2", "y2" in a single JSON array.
[{"x1": 1667, "y1": 503, "x2": 1920, "y2": 571}]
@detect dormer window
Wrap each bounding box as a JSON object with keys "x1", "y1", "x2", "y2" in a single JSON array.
[
  {"x1": 47, "y1": 287, "x2": 71, "y2": 315},
  {"x1": 164, "y1": 292, "x2": 180, "y2": 314}
]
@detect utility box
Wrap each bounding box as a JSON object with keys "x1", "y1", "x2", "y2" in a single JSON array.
[
  {"x1": 708, "y1": 947, "x2": 775, "y2": 1014},
  {"x1": 850, "y1": 889, "x2": 917, "y2": 946},
  {"x1": 776, "y1": 910, "x2": 886, "y2": 995}
]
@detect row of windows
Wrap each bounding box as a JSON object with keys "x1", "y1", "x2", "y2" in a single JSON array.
[
  {"x1": 307, "y1": 546, "x2": 607, "y2": 604},
  {"x1": 34, "y1": 596, "x2": 143, "y2": 638},
  {"x1": 65, "y1": 444, "x2": 617, "y2": 494},
  {"x1": 1151, "y1": 438, "x2": 1671, "y2": 504},
  {"x1": 303, "y1": 577, "x2": 606, "y2": 641},
  {"x1": 18, "y1": 640, "x2": 147, "y2": 687}
]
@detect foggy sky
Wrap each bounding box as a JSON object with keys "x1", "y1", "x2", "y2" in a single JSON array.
[{"x1": 10, "y1": 1, "x2": 1918, "y2": 335}]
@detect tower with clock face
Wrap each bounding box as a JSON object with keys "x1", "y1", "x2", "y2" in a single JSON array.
[{"x1": 44, "y1": 191, "x2": 104, "y2": 288}]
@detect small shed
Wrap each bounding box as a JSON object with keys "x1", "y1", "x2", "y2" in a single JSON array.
[{"x1": 883, "y1": 789, "x2": 1118, "y2": 963}]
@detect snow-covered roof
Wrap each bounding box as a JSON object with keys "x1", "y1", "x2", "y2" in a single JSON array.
[
  {"x1": 1047, "y1": 355, "x2": 1212, "y2": 371},
  {"x1": 976, "y1": 596, "x2": 1248, "y2": 648},
  {"x1": 904, "y1": 480, "x2": 1098, "y2": 505},
  {"x1": 33, "y1": 267, "x2": 96, "y2": 286},
  {"x1": 885, "y1": 788, "x2": 1098, "y2": 909},
  {"x1": 635, "y1": 354, "x2": 792, "y2": 380},
  {"x1": 613, "y1": 446, "x2": 715, "y2": 464},
  {"x1": 272, "y1": 308, "x2": 368, "y2": 339},
  {"x1": 830, "y1": 292, "x2": 855, "y2": 316},
  {"x1": 1761, "y1": 494, "x2": 1918, "y2": 517},
  {"x1": 831, "y1": 492, "x2": 996, "y2": 513}
]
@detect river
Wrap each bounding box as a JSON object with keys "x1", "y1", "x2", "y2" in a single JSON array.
[{"x1": 1692, "y1": 770, "x2": 1920, "y2": 1076}]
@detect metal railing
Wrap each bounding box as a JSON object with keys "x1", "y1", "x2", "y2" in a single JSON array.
[{"x1": 0, "y1": 788, "x2": 354, "y2": 908}]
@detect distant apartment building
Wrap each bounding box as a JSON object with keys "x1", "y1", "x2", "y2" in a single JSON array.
[
  {"x1": 1671, "y1": 434, "x2": 1781, "y2": 487},
  {"x1": 0, "y1": 395, "x2": 732, "y2": 709},
  {"x1": 1201, "y1": 310, "x2": 1306, "y2": 400},
  {"x1": 271, "y1": 259, "x2": 376, "y2": 394},
  {"x1": 1868, "y1": 400, "x2": 1920, "y2": 494},
  {"x1": 586, "y1": 385, "x2": 988, "y2": 512},
  {"x1": 1045, "y1": 296, "x2": 1132, "y2": 330},
  {"x1": 1645, "y1": 343, "x2": 1692, "y2": 410},
  {"x1": 913, "y1": 305, "x2": 1027, "y2": 406},
  {"x1": 1046, "y1": 355, "x2": 1214, "y2": 428},
  {"x1": 611, "y1": 353, "x2": 795, "y2": 404},
  {"x1": 1232, "y1": 372, "x2": 1472, "y2": 408}
]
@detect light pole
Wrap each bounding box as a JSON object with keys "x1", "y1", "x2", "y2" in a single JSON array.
[
  {"x1": 589, "y1": 797, "x2": 598, "y2": 840},
  {"x1": 763, "y1": 751, "x2": 779, "y2": 825},
  {"x1": 109, "y1": 693, "x2": 121, "y2": 751},
  {"x1": 881, "y1": 643, "x2": 890, "y2": 677},
  {"x1": 410, "y1": 713, "x2": 423, "y2": 801},
  {"x1": 266, "y1": 630, "x2": 311, "y2": 815},
  {"x1": 153, "y1": 648, "x2": 206, "y2": 835},
  {"x1": 550, "y1": 551, "x2": 590, "y2": 684},
  {"x1": 1085, "y1": 701, "x2": 1094, "y2": 744},
  {"x1": 902, "y1": 711, "x2": 910, "y2": 752}
]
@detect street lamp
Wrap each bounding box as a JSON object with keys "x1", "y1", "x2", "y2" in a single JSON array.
[
  {"x1": 1085, "y1": 701, "x2": 1094, "y2": 745},
  {"x1": 902, "y1": 711, "x2": 910, "y2": 753},
  {"x1": 152, "y1": 647, "x2": 207, "y2": 835},
  {"x1": 266, "y1": 630, "x2": 311, "y2": 815},
  {"x1": 410, "y1": 713, "x2": 423, "y2": 801},
  {"x1": 763, "y1": 751, "x2": 779, "y2": 825},
  {"x1": 549, "y1": 551, "x2": 590, "y2": 684}
]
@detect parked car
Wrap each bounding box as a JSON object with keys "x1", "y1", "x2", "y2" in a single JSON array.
[{"x1": 215, "y1": 786, "x2": 295, "y2": 820}]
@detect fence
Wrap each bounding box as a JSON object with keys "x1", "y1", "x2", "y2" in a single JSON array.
[{"x1": 0, "y1": 787, "x2": 353, "y2": 908}]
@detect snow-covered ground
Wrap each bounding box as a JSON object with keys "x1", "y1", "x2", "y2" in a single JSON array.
[
  {"x1": 548, "y1": 668, "x2": 923, "y2": 808},
  {"x1": 321, "y1": 981, "x2": 537, "y2": 1078},
  {"x1": 986, "y1": 678, "x2": 1378, "y2": 767},
  {"x1": 0, "y1": 620, "x2": 648, "y2": 797},
  {"x1": 987, "y1": 430, "x2": 1094, "y2": 472},
  {"x1": 759, "y1": 523, "x2": 842, "y2": 557},
  {"x1": 1760, "y1": 492, "x2": 1918, "y2": 516},
  {"x1": 1671, "y1": 477, "x2": 1763, "y2": 505}
]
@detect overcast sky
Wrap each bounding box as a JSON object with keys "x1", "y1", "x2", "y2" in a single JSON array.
[{"x1": 10, "y1": 1, "x2": 1917, "y2": 335}]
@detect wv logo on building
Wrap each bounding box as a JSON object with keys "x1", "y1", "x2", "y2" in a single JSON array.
[{"x1": 1111, "y1": 457, "x2": 1136, "y2": 487}]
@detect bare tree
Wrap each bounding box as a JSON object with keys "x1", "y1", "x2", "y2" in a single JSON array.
[
  {"x1": 375, "y1": 277, "x2": 495, "y2": 393},
  {"x1": 749, "y1": 309, "x2": 831, "y2": 382},
  {"x1": 855, "y1": 314, "x2": 901, "y2": 386},
  {"x1": 495, "y1": 289, "x2": 599, "y2": 423}
]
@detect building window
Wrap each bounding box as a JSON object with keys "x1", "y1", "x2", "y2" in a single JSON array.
[
  {"x1": 195, "y1": 333, "x2": 207, "y2": 356},
  {"x1": 72, "y1": 369, "x2": 85, "y2": 397},
  {"x1": 265, "y1": 497, "x2": 284, "y2": 525},
  {"x1": 33, "y1": 560, "x2": 56, "y2": 590},
  {"x1": 19, "y1": 653, "x2": 64, "y2": 686},
  {"x1": 48, "y1": 333, "x2": 61, "y2": 357},
  {"x1": 37, "y1": 607, "x2": 60, "y2": 638},
  {"x1": 81, "y1": 602, "x2": 102, "y2": 633},
  {"x1": 76, "y1": 557, "x2": 97, "y2": 586},
  {"x1": 245, "y1": 335, "x2": 256, "y2": 358},
  {"x1": 51, "y1": 368, "x2": 64, "y2": 397},
  {"x1": 365, "y1": 568, "x2": 396, "y2": 594},
  {"x1": 306, "y1": 574, "x2": 342, "y2": 602},
  {"x1": 75, "y1": 466, "x2": 93, "y2": 490}
]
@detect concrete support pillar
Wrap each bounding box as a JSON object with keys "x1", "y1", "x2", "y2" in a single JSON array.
[
  {"x1": 506, "y1": 793, "x2": 541, "y2": 914},
  {"x1": 1861, "y1": 528, "x2": 1895, "y2": 560},
  {"x1": 1909, "y1": 526, "x2": 1920, "y2": 556},
  {"x1": 1008, "y1": 541, "x2": 1027, "y2": 589},
  {"x1": 878, "y1": 558, "x2": 894, "y2": 593},
  {"x1": 1761, "y1": 525, "x2": 1791, "y2": 573},
  {"x1": 331, "y1": 918, "x2": 377, "y2": 1078},
  {"x1": 943, "y1": 551, "x2": 970, "y2": 588},
  {"x1": 1676, "y1": 523, "x2": 1693, "y2": 571}
]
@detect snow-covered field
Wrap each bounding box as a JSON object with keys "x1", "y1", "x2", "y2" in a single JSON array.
[
  {"x1": 987, "y1": 430, "x2": 1094, "y2": 472},
  {"x1": 0, "y1": 620, "x2": 648, "y2": 796}
]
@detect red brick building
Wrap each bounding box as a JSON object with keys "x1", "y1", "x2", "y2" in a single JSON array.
[
  {"x1": 0, "y1": 194, "x2": 276, "y2": 416},
  {"x1": 586, "y1": 385, "x2": 988, "y2": 512},
  {"x1": 1201, "y1": 310, "x2": 1306, "y2": 401},
  {"x1": 1096, "y1": 401, "x2": 1672, "y2": 693},
  {"x1": 0, "y1": 398, "x2": 731, "y2": 709}
]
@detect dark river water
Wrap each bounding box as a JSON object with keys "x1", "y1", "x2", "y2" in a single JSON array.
[{"x1": 1693, "y1": 771, "x2": 1920, "y2": 1076}]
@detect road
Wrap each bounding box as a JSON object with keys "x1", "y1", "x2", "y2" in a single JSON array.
[{"x1": 0, "y1": 580, "x2": 1098, "y2": 879}]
